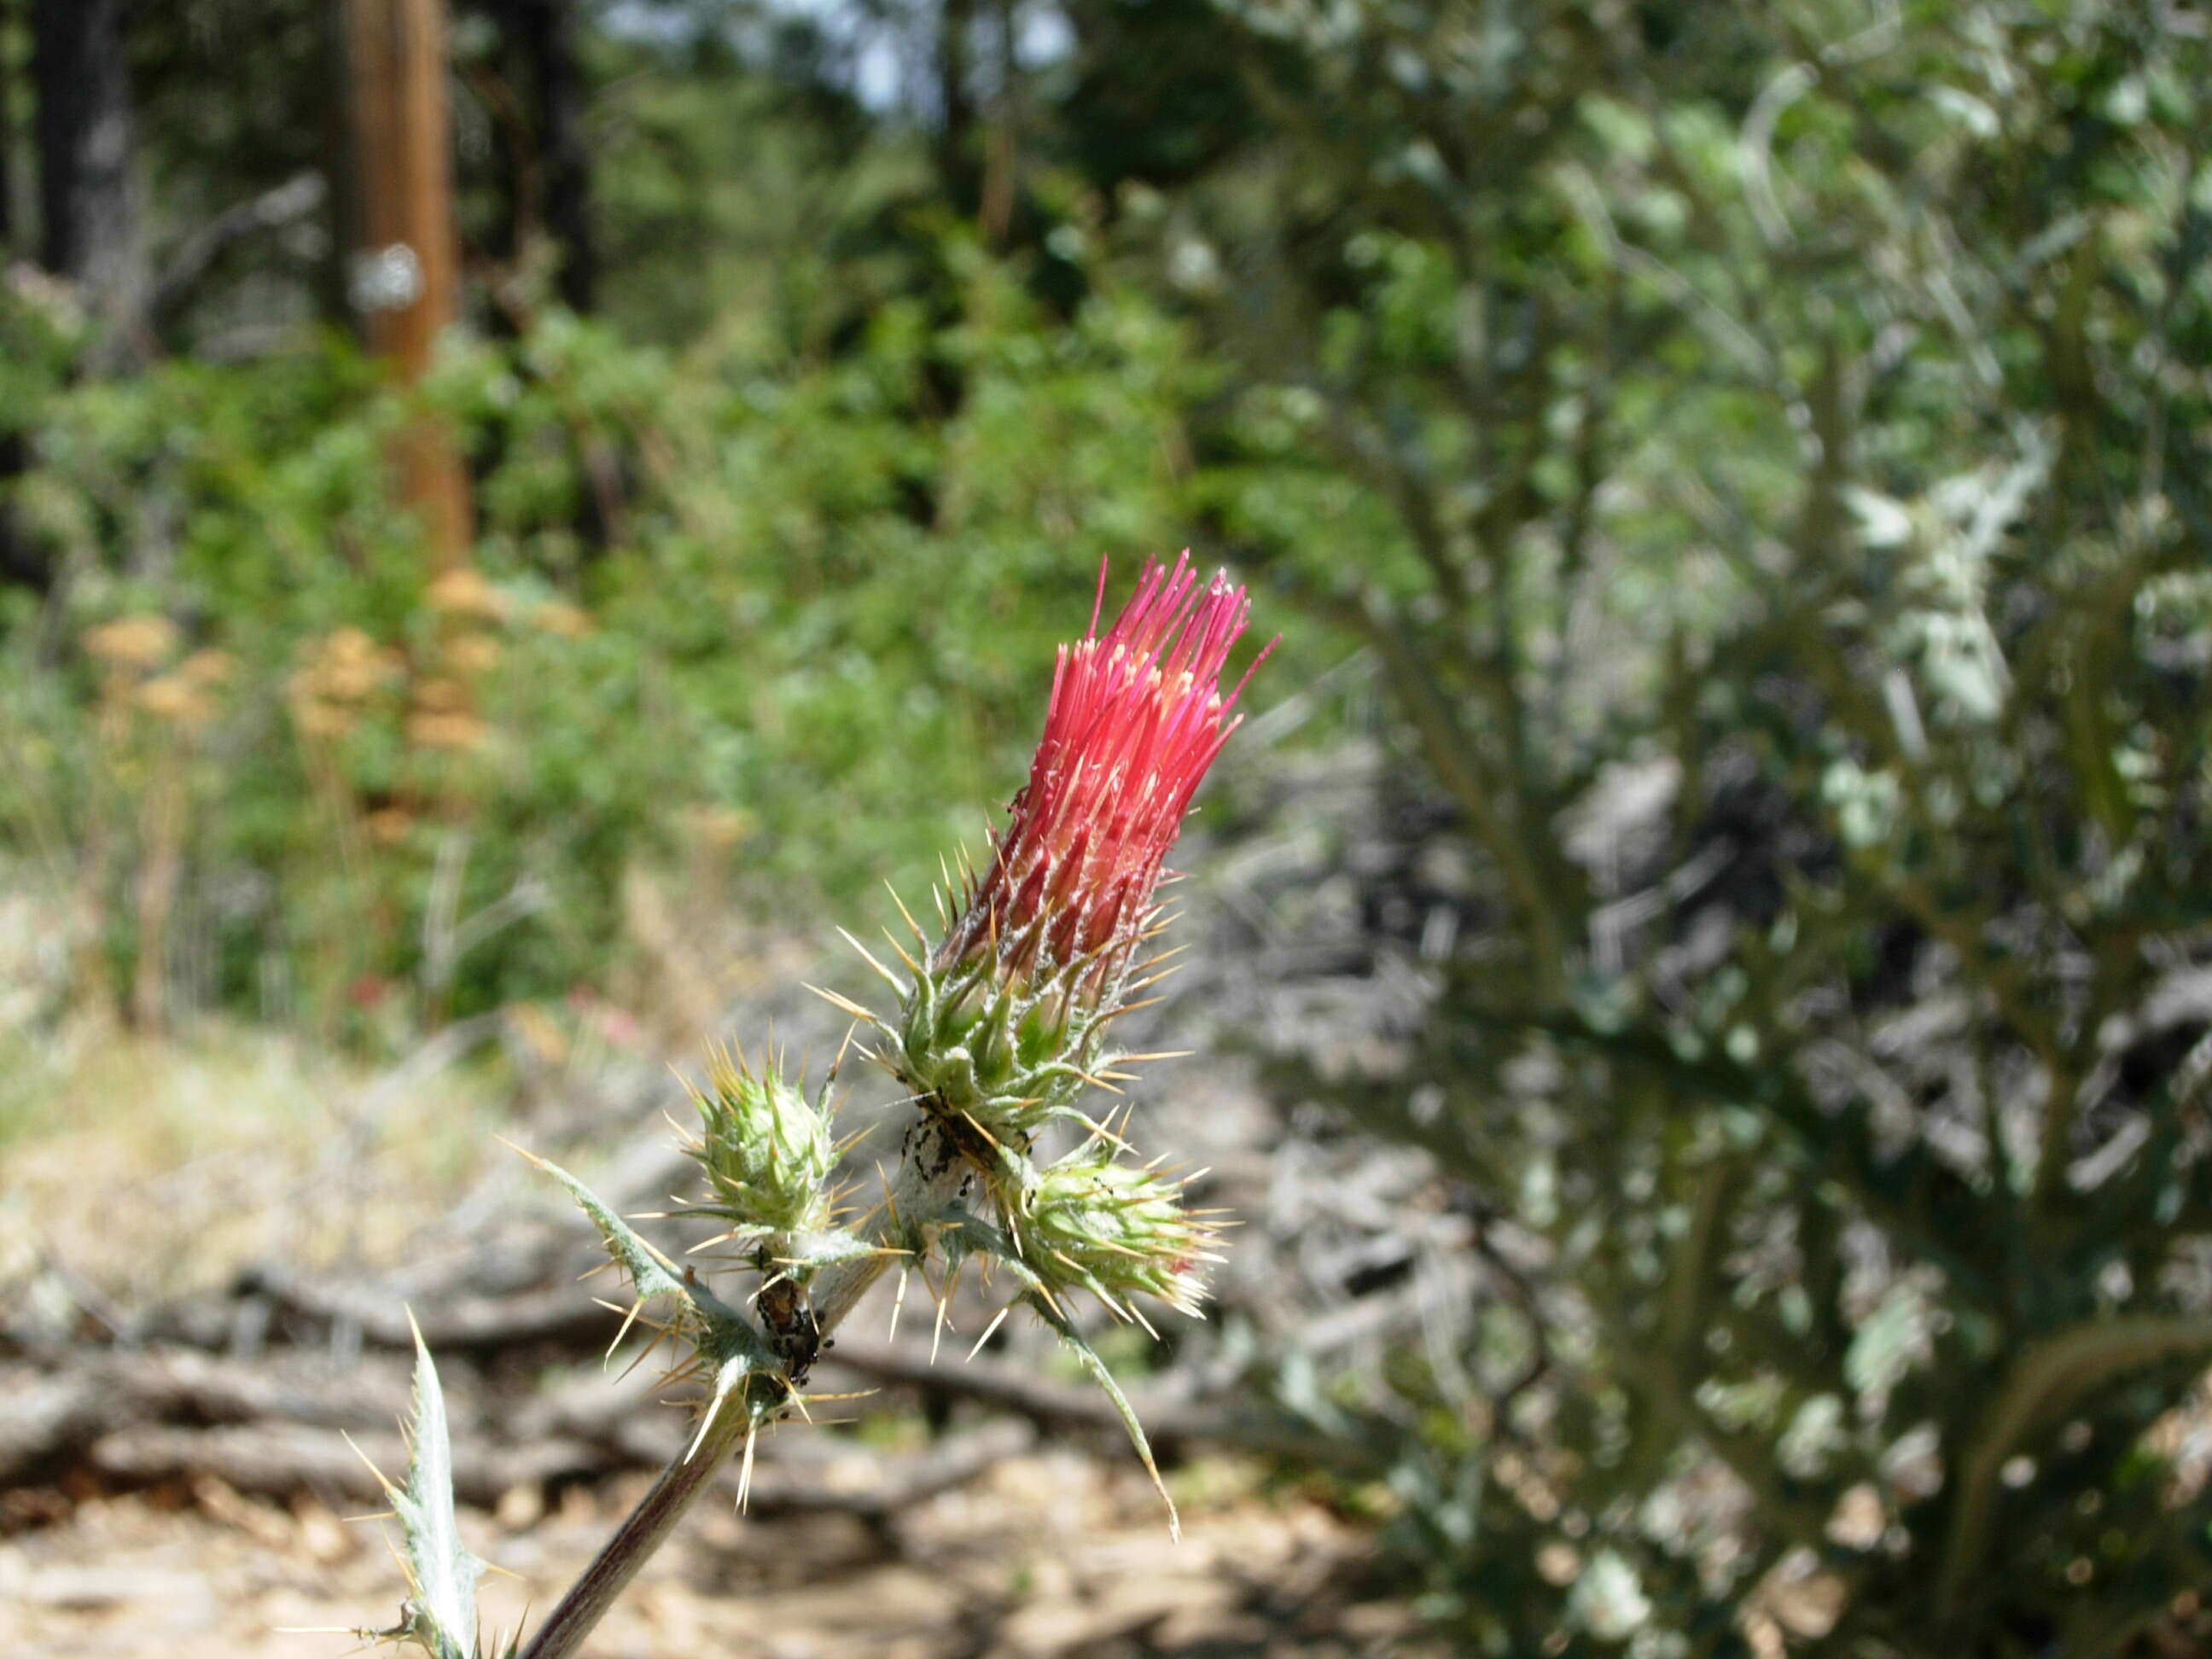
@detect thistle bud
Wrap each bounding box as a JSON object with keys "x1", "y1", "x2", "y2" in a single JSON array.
[
  {"x1": 889, "y1": 554, "x2": 1270, "y2": 1145},
  {"x1": 684, "y1": 1048, "x2": 835, "y2": 1242},
  {"x1": 1024, "y1": 1148, "x2": 1221, "y2": 1321}
]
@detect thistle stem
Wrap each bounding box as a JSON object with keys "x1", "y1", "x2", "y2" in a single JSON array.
[
  {"x1": 516, "y1": 1117, "x2": 973, "y2": 1659},
  {"x1": 515, "y1": 1401, "x2": 748, "y2": 1659}
]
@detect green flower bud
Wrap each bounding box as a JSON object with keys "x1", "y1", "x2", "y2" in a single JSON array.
[
  {"x1": 1022, "y1": 1147, "x2": 1220, "y2": 1321},
  {"x1": 893, "y1": 950, "x2": 1114, "y2": 1144},
  {"x1": 684, "y1": 1047, "x2": 836, "y2": 1242}
]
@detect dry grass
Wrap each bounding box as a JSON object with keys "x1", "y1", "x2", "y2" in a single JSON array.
[{"x1": 0, "y1": 1016, "x2": 506, "y2": 1308}]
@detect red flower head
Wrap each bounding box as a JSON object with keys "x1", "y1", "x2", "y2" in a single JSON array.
[
  {"x1": 941, "y1": 552, "x2": 1272, "y2": 982},
  {"x1": 872, "y1": 552, "x2": 1270, "y2": 1145}
]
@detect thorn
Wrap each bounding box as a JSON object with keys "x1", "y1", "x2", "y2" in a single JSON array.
[
  {"x1": 887, "y1": 881, "x2": 928, "y2": 944},
  {"x1": 684, "y1": 1391, "x2": 725, "y2": 1464},
  {"x1": 340, "y1": 1431, "x2": 396, "y2": 1499},
  {"x1": 967, "y1": 1303, "x2": 1013, "y2": 1362},
  {"x1": 736, "y1": 1421, "x2": 759, "y2": 1513},
  {"x1": 931, "y1": 1279, "x2": 955, "y2": 1365},
  {"x1": 888, "y1": 1266, "x2": 911, "y2": 1345},
  {"x1": 1096, "y1": 995, "x2": 1167, "y2": 1025},
  {"x1": 805, "y1": 982, "x2": 885, "y2": 1026},
  {"x1": 1068, "y1": 1113, "x2": 1134, "y2": 1151},
  {"x1": 837, "y1": 928, "x2": 910, "y2": 994},
  {"x1": 605, "y1": 1297, "x2": 647, "y2": 1362},
  {"x1": 614, "y1": 1324, "x2": 675, "y2": 1384}
]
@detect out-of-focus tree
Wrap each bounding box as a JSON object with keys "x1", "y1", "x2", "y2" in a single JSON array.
[
  {"x1": 465, "y1": 0, "x2": 598, "y2": 313},
  {"x1": 337, "y1": 0, "x2": 473, "y2": 569},
  {"x1": 0, "y1": 0, "x2": 18, "y2": 258},
  {"x1": 32, "y1": 0, "x2": 148, "y2": 346},
  {"x1": 1139, "y1": 0, "x2": 2212, "y2": 1650},
  {"x1": 0, "y1": 0, "x2": 29, "y2": 596}
]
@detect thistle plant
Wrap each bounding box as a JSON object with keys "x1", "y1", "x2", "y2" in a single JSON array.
[{"x1": 364, "y1": 553, "x2": 1269, "y2": 1659}]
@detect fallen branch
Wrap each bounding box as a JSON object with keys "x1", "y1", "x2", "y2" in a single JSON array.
[{"x1": 820, "y1": 1335, "x2": 1235, "y2": 1449}]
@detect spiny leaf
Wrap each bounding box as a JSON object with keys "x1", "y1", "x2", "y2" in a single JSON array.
[
  {"x1": 380, "y1": 1318, "x2": 484, "y2": 1659},
  {"x1": 521, "y1": 1148, "x2": 778, "y2": 1377},
  {"x1": 522, "y1": 1148, "x2": 693, "y2": 1307},
  {"x1": 1937, "y1": 1314, "x2": 2212, "y2": 1618},
  {"x1": 1027, "y1": 1292, "x2": 1181, "y2": 1540},
  {"x1": 919, "y1": 1207, "x2": 1182, "y2": 1538}
]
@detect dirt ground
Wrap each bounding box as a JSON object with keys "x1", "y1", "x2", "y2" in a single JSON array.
[{"x1": 1, "y1": 1447, "x2": 1432, "y2": 1659}]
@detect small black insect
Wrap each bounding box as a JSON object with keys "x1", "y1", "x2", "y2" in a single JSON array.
[{"x1": 758, "y1": 1278, "x2": 823, "y2": 1385}]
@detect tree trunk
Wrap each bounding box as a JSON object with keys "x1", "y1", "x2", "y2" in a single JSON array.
[
  {"x1": 1, "y1": 0, "x2": 49, "y2": 592},
  {"x1": 978, "y1": 0, "x2": 1019, "y2": 245},
  {"x1": 520, "y1": 0, "x2": 594, "y2": 312},
  {"x1": 0, "y1": 0, "x2": 16, "y2": 257},
  {"x1": 935, "y1": 0, "x2": 979, "y2": 214},
  {"x1": 335, "y1": 0, "x2": 472, "y2": 572},
  {"x1": 31, "y1": 0, "x2": 148, "y2": 341}
]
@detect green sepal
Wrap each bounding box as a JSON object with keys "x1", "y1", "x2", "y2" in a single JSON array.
[
  {"x1": 684, "y1": 1051, "x2": 838, "y2": 1240},
  {"x1": 1021, "y1": 1146, "x2": 1217, "y2": 1318},
  {"x1": 893, "y1": 943, "x2": 1128, "y2": 1144}
]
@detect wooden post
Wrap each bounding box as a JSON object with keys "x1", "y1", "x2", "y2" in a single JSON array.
[{"x1": 338, "y1": 0, "x2": 471, "y2": 571}]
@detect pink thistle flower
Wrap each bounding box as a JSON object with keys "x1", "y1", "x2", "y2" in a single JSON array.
[
  {"x1": 870, "y1": 552, "x2": 1270, "y2": 1150},
  {"x1": 942, "y1": 552, "x2": 1272, "y2": 981}
]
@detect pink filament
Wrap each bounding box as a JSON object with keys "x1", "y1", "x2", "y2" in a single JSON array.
[{"x1": 947, "y1": 553, "x2": 1273, "y2": 976}]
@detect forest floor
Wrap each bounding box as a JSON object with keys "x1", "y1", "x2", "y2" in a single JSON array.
[
  {"x1": 2, "y1": 1444, "x2": 1426, "y2": 1659},
  {"x1": 0, "y1": 847, "x2": 1447, "y2": 1659}
]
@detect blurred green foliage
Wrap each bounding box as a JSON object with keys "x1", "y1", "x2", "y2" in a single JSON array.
[
  {"x1": 0, "y1": 253, "x2": 1232, "y2": 1030},
  {"x1": 1182, "y1": 3, "x2": 2212, "y2": 1653}
]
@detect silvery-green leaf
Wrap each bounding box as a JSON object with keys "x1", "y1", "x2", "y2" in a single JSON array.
[
  {"x1": 1027, "y1": 1293, "x2": 1181, "y2": 1540},
  {"x1": 523, "y1": 1150, "x2": 775, "y2": 1373},
  {"x1": 375, "y1": 1320, "x2": 483, "y2": 1659}
]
